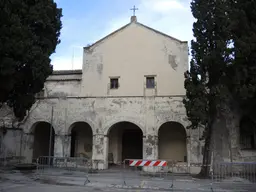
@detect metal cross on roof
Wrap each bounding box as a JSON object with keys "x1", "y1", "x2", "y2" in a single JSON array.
[{"x1": 130, "y1": 5, "x2": 138, "y2": 16}]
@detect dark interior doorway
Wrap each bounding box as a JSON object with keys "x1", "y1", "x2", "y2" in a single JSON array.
[
  {"x1": 32, "y1": 122, "x2": 55, "y2": 161},
  {"x1": 69, "y1": 122, "x2": 93, "y2": 158},
  {"x1": 122, "y1": 129, "x2": 143, "y2": 161},
  {"x1": 108, "y1": 122, "x2": 143, "y2": 167},
  {"x1": 70, "y1": 131, "x2": 77, "y2": 157}
]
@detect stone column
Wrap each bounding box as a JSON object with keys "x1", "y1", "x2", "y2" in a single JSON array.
[
  {"x1": 143, "y1": 134, "x2": 158, "y2": 172},
  {"x1": 92, "y1": 134, "x2": 108, "y2": 170},
  {"x1": 186, "y1": 136, "x2": 191, "y2": 166},
  {"x1": 21, "y1": 132, "x2": 34, "y2": 163},
  {"x1": 54, "y1": 134, "x2": 71, "y2": 157},
  {"x1": 188, "y1": 130, "x2": 205, "y2": 174}
]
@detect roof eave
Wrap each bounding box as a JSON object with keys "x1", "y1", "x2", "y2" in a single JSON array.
[
  {"x1": 83, "y1": 21, "x2": 188, "y2": 51},
  {"x1": 136, "y1": 22, "x2": 187, "y2": 44},
  {"x1": 83, "y1": 23, "x2": 131, "y2": 51}
]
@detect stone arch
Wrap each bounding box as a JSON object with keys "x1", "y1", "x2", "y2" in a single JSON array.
[
  {"x1": 23, "y1": 119, "x2": 51, "y2": 134},
  {"x1": 68, "y1": 121, "x2": 93, "y2": 158},
  {"x1": 107, "y1": 121, "x2": 144, "y2": 166},
  {"x1": 66, "y1": 119, "x2": 96, "y2": 135},
  {"x1": 103, "y1": 118, "x2": 145, "y2": 136},
  {"x1": 156, "y1": 117, "x2": 189, "y2": 136},
  {"x1": 239, "y1": 116, "x2": 256, "y2": 150},
  {"x1": 158, "y1": 121, "x2": 187, "y2": 163},
  {"x1": 30, "y1": 121, "x2": 55, "y2": 160}
]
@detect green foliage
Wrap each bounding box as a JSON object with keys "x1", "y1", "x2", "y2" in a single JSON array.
[
  {"x1": 228, "y1": 0, "x2": 256, "y2": 117},
  {"x1": 184, "y1": 0, "x2": 231, "y2": 132},
  {"x1": 0, "y1": 0, "x2": 62, "y2": 121},
  {"x1": 184, "y1": 0, "x2": 256, "y2": 134}
]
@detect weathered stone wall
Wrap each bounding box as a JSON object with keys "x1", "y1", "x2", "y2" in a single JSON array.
[
  {"x1": 0, "y1": 104, "x2": 23, "y2": 161},
  {"x1": 211, "y1": 115, "x2": 256, "y2": 164},
  {"x1": 44, "y1": 70, "x2": 82, "y2": 98},
  {"x1": 0, "y1": 129, "x2": 22, "y2": 158},
  {"x1": 19, "y1": 96, "x2": 203, "y2": 169},
  {"x1": 45, "y1": 80, "x2": 81, "y2": 97}
]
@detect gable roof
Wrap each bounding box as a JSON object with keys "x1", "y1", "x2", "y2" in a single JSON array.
[{"x1": 84, "y1": 18, "x2": 187, "y2": 50}]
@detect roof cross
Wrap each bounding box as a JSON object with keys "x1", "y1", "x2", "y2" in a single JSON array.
[{"x1": 130, "y1": 5, "x2": 138, "y2": 16}]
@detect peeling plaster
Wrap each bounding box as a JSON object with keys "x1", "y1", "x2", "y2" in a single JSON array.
[
  {"x1": 146, "y1": 147, "x2": 153, "y2": 156},
  {"x1": 96, "y1": 55, "x2": 103, "y2": 75},
  {"x1": 146, "y1": 135, "x2": 156, "y2": 146}
]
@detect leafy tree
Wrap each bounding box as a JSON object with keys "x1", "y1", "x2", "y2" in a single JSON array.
[
  {"x1": 0, "y1": 0, "x2": 62, "y2": 121},
  {"x1": 185, "y1": 0, "x2": 256, "y2": 177},
  {"x1": 228, "y1": 0, "x2": 256, "y2": 119},
  {"x1": 184, "y1": 0, "x2": 232, "y2": 177}
]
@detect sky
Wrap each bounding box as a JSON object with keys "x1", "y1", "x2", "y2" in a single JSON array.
[{"x1": 52, "y1": 0, "x2": 195, "y2": 70}]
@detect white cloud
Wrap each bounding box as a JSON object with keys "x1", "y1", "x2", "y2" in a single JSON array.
[
  {"x1": 142, "y1": 0, "x2": 188, "y2": 13},
  {"x1": 52, "y1": 0, "x2": 194, "y2": 70},
  {"x1": 52, "y1": 45, "x2": 83, "y2": 70}
]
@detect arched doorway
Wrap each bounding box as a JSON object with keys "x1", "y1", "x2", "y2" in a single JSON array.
[
  {"x1": 240, "y1": 116, "x2": 256, "y2": 150},
  {"x1": 108, "y1": 122, "x2": 143, "y2": 166},
  {"x1": 32, "y1": 122, "x2": 55, "y2": 160},
  {"x1": 158, "y1": 122, "x2": 187, "y2": 162},
  {"x1": 70, "y1": 122, "x2": 93, "y2": 158}
]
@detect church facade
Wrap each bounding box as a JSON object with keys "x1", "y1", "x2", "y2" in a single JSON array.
[{"x1": 1, "y1": 16, "x2": 205, "y2": 171}]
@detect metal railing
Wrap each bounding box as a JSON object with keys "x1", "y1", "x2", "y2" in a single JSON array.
[
  {"x1": 28, "y1": 158, "x2": 256, "y2": 190},
  {"x1": 213, "y1": 162, "x2": 256, "y2": 183},
  {"x1": 36, "y1": 156, "x2": 91, "y2": 184},
  {"x1": 106, "y1": 160, "x2": 256, "y2": 191}
]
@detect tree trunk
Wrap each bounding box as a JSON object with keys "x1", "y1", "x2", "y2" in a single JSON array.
[{"x1": 197, "y1": 123, "x2": 213, "y2": 178}]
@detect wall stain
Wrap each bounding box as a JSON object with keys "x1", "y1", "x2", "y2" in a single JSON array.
[
  {"x1": 97, "y1": 63, "x2": 103, "y2": 75},
  {"x1": 146, "y1": 135, "x2": 156, "y2": 146},
  {"x1": 168, "y1": 54, "x2": 178, "y2": 70},
  {"x1": 146, "y1": 147, "x2": 152, "y2": 155}
]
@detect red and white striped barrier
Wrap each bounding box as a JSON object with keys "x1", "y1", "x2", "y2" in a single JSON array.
[{"x1": 129, "y1": 160, "x2": 167, "y2": 167}]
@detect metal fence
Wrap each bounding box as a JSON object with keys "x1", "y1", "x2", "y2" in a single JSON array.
[
  {"x1": 118, "y1": 159, "x2": 211, "y2": 190},
  {"x1": 213, "y1": 162, "x2": 256, "y2": 183},
  {"x1": 36, "y1": 156, "x2": 91, "y2": 184},
  {"x1": 108, "y1": 159, "x2": 256, "y2": 191},
  {"x1": 3, "y1": 156, "x2": 253, "y2": 191}
]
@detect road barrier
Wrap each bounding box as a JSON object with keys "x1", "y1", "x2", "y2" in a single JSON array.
[
  {"x1": 36, "y1": 156, "x2": 91, "y2": 184},
  {"x1": 122, "y1": 159, "x2": 170, "y2": 186},
  {"x1": 128, "y1": 159, "x2": 167, "y2": 167}
]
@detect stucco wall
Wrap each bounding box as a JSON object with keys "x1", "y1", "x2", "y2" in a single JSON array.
[
  {"x1": 45, "y1": 80, "x2": 81, "y2": 97},
  {"x1": 81, "y1": 22, "x2": 188, "y2": 97}
]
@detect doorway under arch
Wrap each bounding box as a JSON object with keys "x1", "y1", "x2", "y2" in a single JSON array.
[
  {"x1": 69, "y1": 122, "x2": 93, "y2": 158},
  {"x1": 32, "y1": 122, "x2": 55, "y2": 160},
  {"x1": 158, "y1": 121, "x2": 187, "y2": 162},
  {"x1": 108, "y1": 121, "x2": 143, "y2": 166}
]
